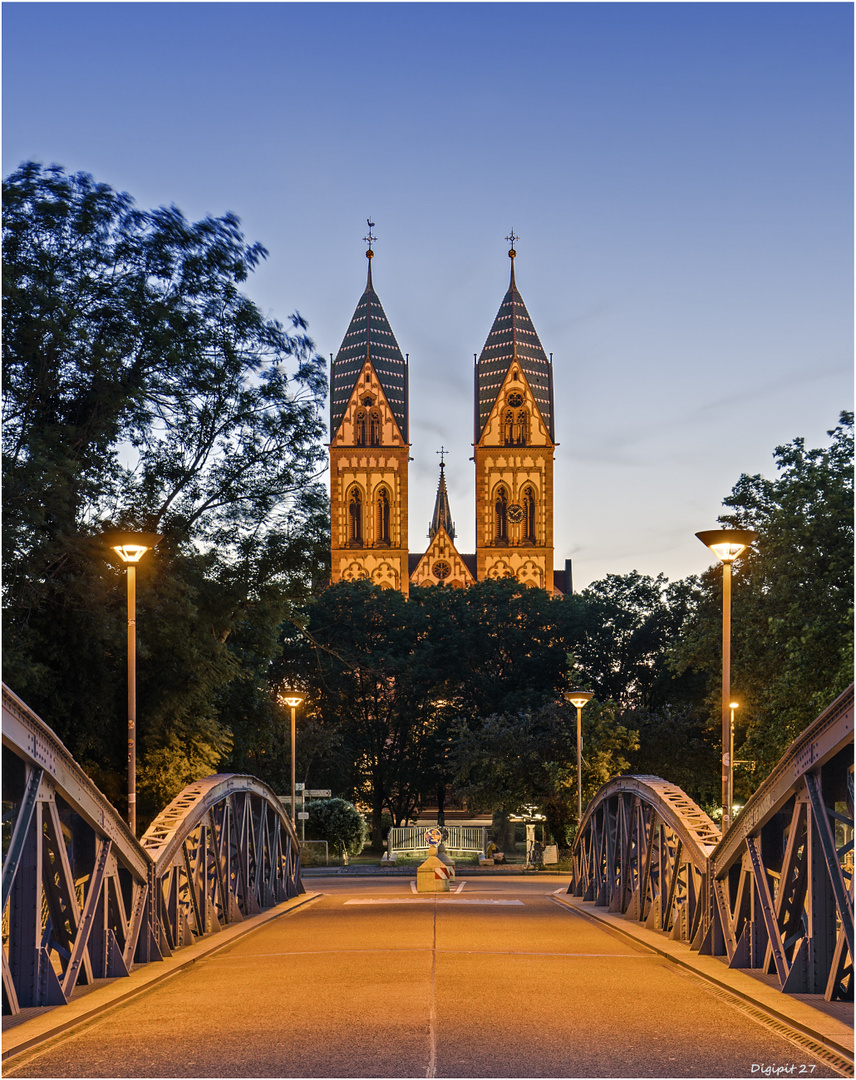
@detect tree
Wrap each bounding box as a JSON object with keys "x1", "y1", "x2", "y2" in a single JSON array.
[
  {"x1": 670, "y1": 413, "x2": 853, "y2": 776},
  {"x1": 305, "y1": 798, "x2": 369, "y2": 859},
  {"x1": 450, "y1": 700, "x2": 638, "y2": 849},
  {"x1": 2, "y1": 162, "x2": 328, "y2": 822},
  {"x1": 572, "y1": 571, "x2": 702, "y2": 710}
]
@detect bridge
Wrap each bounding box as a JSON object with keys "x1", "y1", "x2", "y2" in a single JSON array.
[{"x1": 2, "y1": 682, "x2": 853, "y2": 1077}]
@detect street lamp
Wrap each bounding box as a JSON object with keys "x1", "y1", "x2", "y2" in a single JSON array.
[
  {"x1": 696, "y1": 527, "x2": 758, "y2": 833},
  {"x1": 279, "y1": 690, "x2": 305, "y2": 830},
  {"x1": 102, "y1": 530, "x2": 162, "y2": 836},
  {"x1": 564, "y1": 690, "x2": 594, "y2": 826}
]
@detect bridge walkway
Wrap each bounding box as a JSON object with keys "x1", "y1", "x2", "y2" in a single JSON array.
[{"x1": 4, "y1": 874, "x2": 851, "y2": 1079}]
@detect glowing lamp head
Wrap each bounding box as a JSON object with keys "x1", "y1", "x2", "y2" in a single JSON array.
[
  {"x1": 114, "y1": 544, "x2": 148, "y2": 563},
  {"x1": 730, "y1": 702, "x2": 739, "y2": 711},
  {"x1": 696, "y1": 529, "x2": 759, "y2": 564},
  {"x1": 101, "y1": 530, "x2": 162, "y2": 564},
  {"x1": 565, "y1": 690, "x2": 593, "y2": 710},
  {"x1": 280, "y1": 691, "x2": 305, "y2": 709}
]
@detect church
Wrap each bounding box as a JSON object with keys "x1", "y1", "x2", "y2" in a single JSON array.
[{"x1": 328, "y1": 232, "x2": 571, "y2": 596}]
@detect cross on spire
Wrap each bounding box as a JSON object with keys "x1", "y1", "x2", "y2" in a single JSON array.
[
  {"x1": 506, "y1": 229, "x2": 519, "y2": 253},
  {"x1": 364, "y1": 219, "x2": 377, "y2": 251},
  {"x1": 437, "y1": 445, "x2": 448, "y2": 467}
]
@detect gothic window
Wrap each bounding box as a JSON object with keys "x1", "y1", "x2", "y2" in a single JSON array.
[
  {"x1": 348, "y1": 487, "x2": 363, "y2": 546},
  {"x1": 376, "y1": 488, "x2": 391, "y2": 546},
  {"x1": 494, "y1": 486, "x2": 508, "y2": 544},
  {"x1": 503, "y1": 394, "x2": 528, "y2": 446},
  {"x1": 369, "y1": 408, "x2": 382, "y2": 446},
  {"x1": 355, "y1": 409, "x2": 368, "y2": 446},
  {"x1": 524, "y1": 486, "x2": 536, "y2": 543}
]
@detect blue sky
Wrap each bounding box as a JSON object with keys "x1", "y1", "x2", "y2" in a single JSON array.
[{"x1": 3, "y1": 2, "x2": 852, "y2": 588}]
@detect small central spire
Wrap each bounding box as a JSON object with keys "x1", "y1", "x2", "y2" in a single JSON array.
[{"x1": 429, "y1": 450, "x2": 456, "y2": 541}]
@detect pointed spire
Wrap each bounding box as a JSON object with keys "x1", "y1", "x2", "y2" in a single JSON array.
[
  {"x1": 330, "y1": 224, "x2": 408, "y2": 441},
  {"x1": 429, "y1": 449, "x2": 455, "y2": 541},
  {"x1": 475, "y1": 237, "x2": 554, "y2": 442}
]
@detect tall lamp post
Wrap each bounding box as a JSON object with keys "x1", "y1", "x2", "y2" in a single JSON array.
[
  {"x1": 696, "y1": 528, "x2": 758, "y2": 833},
  {"x1": 280, "y1": 691, "x2": 305, "y2": 830},
  {"x1": 102, "y1": 530, "x2": 162, "y2": 836},
  {"x1": 564, "y1": 690, "x2": 594, "y2": 826}
]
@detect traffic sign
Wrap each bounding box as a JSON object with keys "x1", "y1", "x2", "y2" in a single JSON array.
[{"x1": 307, "y1": 789, "x2": 331, "y2": 797}]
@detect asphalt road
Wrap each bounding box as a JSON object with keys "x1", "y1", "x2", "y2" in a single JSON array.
[{"x1": 5, "y1": 875, "x2": 843, "y2": 1079}]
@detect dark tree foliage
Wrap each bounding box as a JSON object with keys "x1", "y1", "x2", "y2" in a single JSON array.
[
  {"x1": 450, "y1": 700, "x2": 637, "y2": 847},
  {"x1": 670, "y1": 413, "x2": 853, "y2": 778},
  {"x1": 273, "y1": 579, "x2": 586, "y2": 847},
  {"x1": 572, "y1": 571, "x2": 703, "y2": 710},
  {"x1": 2, "y1": 162, "x2": 328, "y2": 824}
]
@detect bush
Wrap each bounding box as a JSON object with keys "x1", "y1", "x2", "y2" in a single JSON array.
[{"x1": 305, "y1": 798, "x2": 368, "y2": 857}]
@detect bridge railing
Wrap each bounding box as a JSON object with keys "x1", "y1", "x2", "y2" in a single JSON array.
[
  {"x1": 388, "y1": 825, "x2": 487, "y2": 855},
  {"x1": 2, "y1": 684, "x2": 303, "y2": 1016},
  {"x1": 569, "y1": 684, "x2": 854, "y2": 1002}
]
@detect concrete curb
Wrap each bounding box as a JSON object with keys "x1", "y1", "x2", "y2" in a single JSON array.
[
  {"x1": 2, "y1": 891, "x2": 323, "y2": 1064},
  {"x1": 551, "y1": 893, "x2": 854, "y2": 1069}
]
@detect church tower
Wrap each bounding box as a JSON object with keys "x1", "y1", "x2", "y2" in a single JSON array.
[
  {"x1": 473, "y1": 237, "x2": 556, "y2": 590},
  {"x1": 329, "y1": 231, "x2": 410, "y2": 593}
]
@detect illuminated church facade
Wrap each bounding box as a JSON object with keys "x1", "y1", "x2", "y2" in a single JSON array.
[{"x1": 328, "y1": 234, "x2": 570, "y2": 596}]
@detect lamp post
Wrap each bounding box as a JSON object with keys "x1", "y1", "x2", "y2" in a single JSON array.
[
  {"x1": 696, "y1": 528, "x2": 758, "y2": 833},
  {"x1": 102, "y1": 530, "x2": 162, "y2": 836},
  {"x1": 280, "y1": 691, "x2": 305, "y2": 830},
  {"x1": 728, "y1": 701, "x2": 739, "y2": 828},
  {"x1": 564, "y1": 690, "x2": 594, "y2": 826}
]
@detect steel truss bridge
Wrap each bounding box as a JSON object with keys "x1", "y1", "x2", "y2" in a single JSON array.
[
  {"x1": 569, "y1": 684, "x2": 853, "y2": 1002},
  {"x1": 2, "y1": 685, "x2": 303, "y2": 1015},
  {"x1": 2, "y1": 681, "x2": 852, "y2": 1017}
]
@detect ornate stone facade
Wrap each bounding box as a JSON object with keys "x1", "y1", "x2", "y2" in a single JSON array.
[{"x1": 329, "y1": 242, "x2": 564, "y2": 595}]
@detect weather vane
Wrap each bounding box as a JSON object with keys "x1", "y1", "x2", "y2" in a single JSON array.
[
  {"x1": 437, "y1": 446, "x2": 448, "y2": 466},
  {"x1": 364, "y1": 219, "x2": 377, "y2": 251}
]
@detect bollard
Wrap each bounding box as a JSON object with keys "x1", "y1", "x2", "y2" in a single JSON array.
[
  {"x1": 416, "y1": 846, "x2": 451, "y2": 893},
  {"x1": 436, "y1": 841, "x2": 456, "y2": 879}
]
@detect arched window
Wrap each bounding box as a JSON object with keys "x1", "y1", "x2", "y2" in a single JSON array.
[
  {"x1": 524, "y1": 486, "x2": 536, "y2": 543},
  {"x1": 515, "y1": 408, "x2": 528, "y2": 446},
  {"x1": 376, "y1": 488, "x2": 391, "y2": 545},
  {"x1": 348, "y1": 488, "x2": 363, "y2": 546},
  {"x1": 355, "y1": 409, "x2": 368, "y2": 446},
  {"x1": 494, "y1": 486, "x2": 508, "y2": 544},
  {"x1": 504, "y1": 409, "x2": 515, "y2": 445},
  {"x1": 369, "y1": 409, "x2": 382, "y2": 446}
]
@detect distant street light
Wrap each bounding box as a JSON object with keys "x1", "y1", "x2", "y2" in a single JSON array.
[
  {"x1": 102, "y1": 530, "x2": 162, "y2": 836},
  {"x1": 279, "y1": 691, "x2": 305, "y2": 830},
  {"x1": 728, "y1": 701, "x2": 739, "y2": 827},
  {"x1": 564, "y1": 690, "x2": 594, "y2": 826},
  {"x1": 696, "y1": 528, "x2": 758, "y2": 832}
]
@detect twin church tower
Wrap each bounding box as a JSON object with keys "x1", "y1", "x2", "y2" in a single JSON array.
[{"x1": 329, "y1": 231, "x2": 568, "y2": 596}]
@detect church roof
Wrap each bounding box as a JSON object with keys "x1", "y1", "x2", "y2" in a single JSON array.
[
  {"x1": 475, "y1": 253, "x2": 554, "y2": 442},
  {"x1": 330, "y1": 254, "x2": 408, "y2": 441},
  {"x1": 429, "y1": 461, "x2": 455, "y2": 541}
]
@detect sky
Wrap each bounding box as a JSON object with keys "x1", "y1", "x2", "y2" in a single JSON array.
[{"x1": 3, "y1": 2, "x2": 852, "y2": 589}]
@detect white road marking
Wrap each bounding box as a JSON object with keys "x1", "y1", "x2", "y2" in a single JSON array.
[{"x1": 344, "y1": 898, "x2": 524, "y2": 905}]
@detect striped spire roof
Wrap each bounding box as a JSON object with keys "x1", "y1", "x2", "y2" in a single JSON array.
[
  {"x1": 330, "y1": 254, "x2": 408, "y2": 441},
  {"x1": 475, "y1": 252, "x2": 554, "y2": 442}
]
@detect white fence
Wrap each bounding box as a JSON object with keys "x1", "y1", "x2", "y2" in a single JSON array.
[{"x1": 388, "y1": 826, "x2": 487, "y2": 855}]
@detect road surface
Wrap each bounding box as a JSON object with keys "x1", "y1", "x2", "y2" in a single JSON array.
[{"x1": 5, "y1": 874, "x2": 844, "y2": 1078}]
